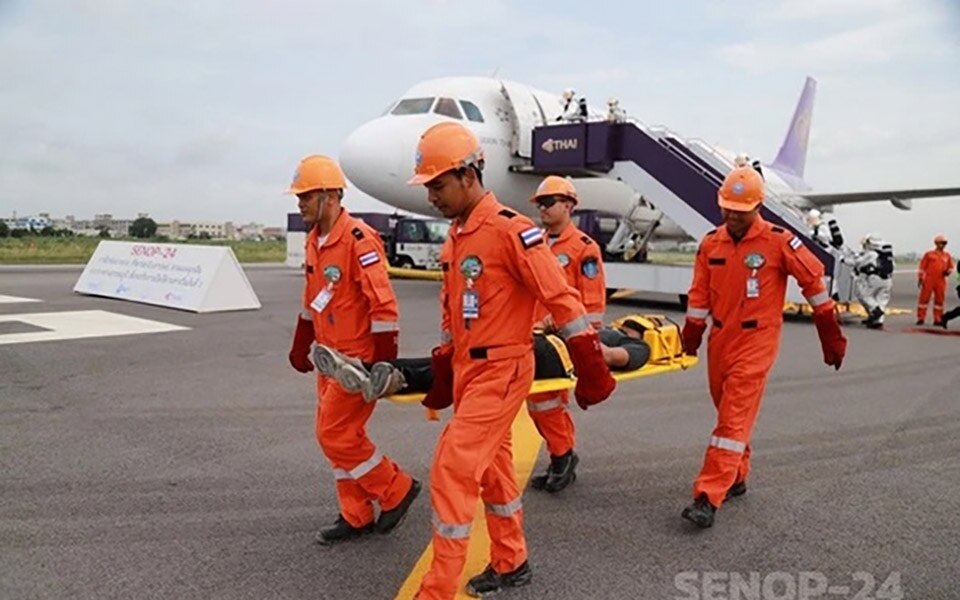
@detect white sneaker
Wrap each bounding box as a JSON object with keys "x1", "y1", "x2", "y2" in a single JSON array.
[
  {"x1": 364, "y1": 362, "x2": 407, "y2": 402},
  {"x1": 313, "y1": 346, "x2": 369, "y2": 394}
]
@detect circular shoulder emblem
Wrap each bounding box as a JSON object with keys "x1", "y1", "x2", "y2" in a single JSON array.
[{"x1": 582, "y1": 257, "x2": 599, "y2": 279}]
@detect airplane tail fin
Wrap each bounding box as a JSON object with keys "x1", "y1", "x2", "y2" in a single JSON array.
[{"x1": 771, "y1": 76, "x2": 817, "y2": 181}]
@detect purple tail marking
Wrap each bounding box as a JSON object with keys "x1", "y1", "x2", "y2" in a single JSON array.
[{"x1": 771, "y1": 77, "x2": 817, "y2": 182}]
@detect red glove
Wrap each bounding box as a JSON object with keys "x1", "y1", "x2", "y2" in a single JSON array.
[
  {"x1": 566, "y1": 330, "x2": 616, "y2": 409},
  {"x1": 813, "y1": 309, "x2": 847, "y2": 370},
  {"x1": 289, "y1": 316, "x2": 315, "y2": 373},
  {"x1": 422, "y1": 345, "x2": 454, "y2": 410},
  {"x1": 682, "y1": 319, "x2": 707, "y2": 357},
  {"x1": 372, "y1": 329, "x2": 398, "y2": 362}
]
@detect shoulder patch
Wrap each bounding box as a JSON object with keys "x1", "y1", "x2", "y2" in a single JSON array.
[
  {"x1": 581, "y1": 257, "x2": 600, "y2": 279},
  {"x1": 498, "y1": 209, "x2": 517, "y2": 219},
  {"x1": 789, "y1": 236, "x2": 803, "y2": 250},
  {"x1": 518, "y1": 226, "x2": 544, "y2": 249},
  {"x1": 771, "y1": 226, "x2": 785, "y2": 233},
  {"x1": 358, "y1": 249, "x2": 380, "y2": 268},
  {"x1": 351, "y1": 227, "x2": 365, "y2": 240}
]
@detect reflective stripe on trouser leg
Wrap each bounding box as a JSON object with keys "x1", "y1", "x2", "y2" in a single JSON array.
[
  {"x1": 481, "y1": 433, "x2": 527, "y2": 575},
  {"x1": 316, "y1": 378, "x2": 412, "y2": 525},
  {"x1": 417, "y1": 356, "x2": 533, "y2": 600},
  {"x1": 527, "y1": 392, "x2": 575, "y2": 457},
  {"x1": 695, "y1": 350, "x2": 771, "y2": 509}
]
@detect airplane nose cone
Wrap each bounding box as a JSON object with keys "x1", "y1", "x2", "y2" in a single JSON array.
[{"x1": 340, "y1": 116, "x2": 437, "y2": 215}]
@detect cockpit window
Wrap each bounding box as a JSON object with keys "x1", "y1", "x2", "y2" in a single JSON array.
[
  {"x1": 391, "y1": 97, "x2": 435, "y2": 115},
  {"x1": 460, "y1": 100, "x2": 484, "y2": 123},
  {"x1": 433, "y1": 97, "x2": 463, "y2": 119}
]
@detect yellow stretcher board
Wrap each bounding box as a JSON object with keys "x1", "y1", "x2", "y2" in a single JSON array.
[{"x1": 385, "y1": 355, "x2": 698, "y2": 404}]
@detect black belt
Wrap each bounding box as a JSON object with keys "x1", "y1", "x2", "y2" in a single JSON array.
[
  {"x1": 469, "y1": 347, "x2": 489, "y2": 359},
  {"x1": 712, "y1": 319, "x2": 758, "y2": 330}
]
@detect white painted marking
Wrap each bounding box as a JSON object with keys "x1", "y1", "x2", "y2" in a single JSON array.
[
  {"x1": 0, "y1": 310, "x2": 189, "y2": 345},
  {"x1": 0, "y1": 294, "x2": 42, "y2": 304}
]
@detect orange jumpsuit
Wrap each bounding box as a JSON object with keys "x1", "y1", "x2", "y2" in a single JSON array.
[
  {"x1": 685, "y1": 217, "x2": 833, "y2": 509},
  {"x1": 528, "y1": 223, "x2": 606, "y2": 457},
  {"x1": 303, "y1": 209, "x2": 413, "y2": 528},
  {"x1": 917, "y1": 249, "x2": 954, "y2": 323},
  {"x1": 418, "y1": 193, "x2": 590, "y2": 600}
]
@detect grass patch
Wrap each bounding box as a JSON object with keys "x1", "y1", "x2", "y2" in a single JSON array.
[{"x1": 0, "y1": 237, "x2": 286, "y2": 264}]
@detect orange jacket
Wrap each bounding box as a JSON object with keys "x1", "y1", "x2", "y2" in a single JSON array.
[
  {"x1": 302, "y1": 209, "x2": 399, "y2": 360},
  {"x1": 533, "y1": 222, "x2": 606, "y2": 327},
  {"x1": 439, "y1": 193, "x2": 589, "y2": 362},
  {"x1": 686, "y1": 217, "x2": 833, "y2": 330},
  {"x1": 918, "y1": 249, "x2": 953, "y2": 284}
]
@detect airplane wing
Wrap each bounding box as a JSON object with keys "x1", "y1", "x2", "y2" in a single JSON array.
[{"x1": 803, "y1": 187, "x2": 960, "y2": 210}]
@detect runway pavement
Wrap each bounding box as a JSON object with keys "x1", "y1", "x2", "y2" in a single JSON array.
[{"x1": 2, "y1": 266, "x2": 958, "y2": 599}]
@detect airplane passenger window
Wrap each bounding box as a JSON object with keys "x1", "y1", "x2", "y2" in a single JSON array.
[
  {"x1": 433, "y1": 97, "x2": 463, "y2": 119},
  {"x1": 460, "y1": 100, "x2": 484, "y2": 123},
  {"x1": 391, "y1": 98, "x2": 435, "y2": 115}
]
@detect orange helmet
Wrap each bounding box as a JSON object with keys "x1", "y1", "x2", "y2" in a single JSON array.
[
  {"x1": 287, "y1": 155, "x2": 347, "y2": 194},
  {"x1": 718, "y1": 167, "x2": 765, "y2": 211},
  {"x1": 530, "y1": 175, "x2": 578, "y2": 204},
  {"x1": 407, "y1": 122, "x2": 484, "y2": 186},
  {"x1": 934, "y1": 234, "x2": 948, "y2": 244}
]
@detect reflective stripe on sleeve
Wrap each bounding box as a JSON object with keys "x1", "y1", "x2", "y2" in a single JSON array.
[
  {"x1": 585, "y1": 312, "x2": 605, "y2": 325},
  {"x1": 440, "y1": 329, "x2": 452, "y2": 345},
  {"x1": 805, "y1": 291, "x2": 831, "y2": 308},
  {"x1": 300, "y1": 309, "x2": 313, "y2": 320},
  {"x1": 710, "y1": 435, "x2": 746, "y2": 454},
  {"x1": 559, "y1": 315, "x2": 591, "y2": 339},
  {"x1": 371, "y1": 320, "x2": 398, "y2": 333},
  {"x1": 687, "y1": 307, "x2": 709, "y2": 320},
  {"x1": 333, "y1": 469, "x2": 351, "y2": 481}
]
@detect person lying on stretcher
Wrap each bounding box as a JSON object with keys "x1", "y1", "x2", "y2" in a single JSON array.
[{"x1": 312, "y1": 318, "x2": 653, "y2": 403}]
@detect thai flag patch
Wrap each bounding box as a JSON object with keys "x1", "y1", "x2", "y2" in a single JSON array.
[
  {"x1": 789, "y1": 236, "x2": 802, "y2": 250},
  {"x1": 358, "y1": 250, "x2": 380, "y2": 267},
  {"x1": 518, "y1": 226, "x2": 544, "y2": 249}
]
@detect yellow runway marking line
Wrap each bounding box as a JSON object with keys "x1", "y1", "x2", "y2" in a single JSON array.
[{"x1": 394, "y1": 405, "x2": 543, "y2": 599}]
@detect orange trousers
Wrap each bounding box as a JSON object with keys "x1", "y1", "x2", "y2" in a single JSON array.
[
  {"x1": 693, "y1": 327, "x2": 779, "y2": 509},
  {"x1": 416, "y1": 354, "x2": 533, "y2": 600},
  {"x1": 315, "y1": 376, "x2": 413, "y2": 528},
  {"x1": 527, "y1": 390, "x2": 575, "y2": 457},
  {"x1": 917, "y1": 279, "x2": 947, "y2": 323}
]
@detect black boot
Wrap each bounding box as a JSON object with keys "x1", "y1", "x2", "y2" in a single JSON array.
[
  {"x1": 465, "y1": 561, "x2": 532, "y2": 597},
  {"x1": 315, "y1": 515, "x2": 374, "y2": 545},
  {"x1": 376, "y1": 479, "x2": 421, "y2": 534},
  {"x1": 681, "y1": 494, "x2": 717, "y2": 528},
  {"x1": 530, "y1": 450, "x2": 578, "y2": 493},
  {"x1": 725, "y1": 480, "x2": 747, "y2": 501}
]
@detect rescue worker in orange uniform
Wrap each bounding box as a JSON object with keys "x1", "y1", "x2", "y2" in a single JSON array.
[
  {"x1": 680, "y1": 166, "x2": 847, "y2": 528},
  {"x1": 286, "y1": 155, "x2": 420, "y2": 545},
  {"x1": 916, "y1": 234, "x2": 953, "y2": 326},
  {"x1": 527, "y1": 175, "x2": 607, "y2": 493},
  {"x1": 407, "y1": 122, "x2": 616, "y2": 599}
]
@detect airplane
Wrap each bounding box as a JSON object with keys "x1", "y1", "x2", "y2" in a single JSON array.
[{"x1": 339, "y1": 76, "x2": 960, "y2": 257}]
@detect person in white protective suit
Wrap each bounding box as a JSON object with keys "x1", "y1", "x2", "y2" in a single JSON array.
[
  {"x1": 607, "y1": 97, "x2": 626, "y2": 123},
  {"x1": 850, "y1": 233, "x2": 895, "y2": 328},
  {"x1": 805, "y1": 209, "x2": 834, "y2": 248},
  {"x1": 557, "y1": 88, "x2": 586, "y2": 123}
]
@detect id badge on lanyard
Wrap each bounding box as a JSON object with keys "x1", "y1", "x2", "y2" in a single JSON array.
[
  {"x1": 462, "y1": 288, "x2": 479, "y2": 320},
  {"x1": 746, "y1": 269, "x2": 760, "y2": 299},
  {"x1": 311, "y1": 283, "x2": 334, "y2": 314}
]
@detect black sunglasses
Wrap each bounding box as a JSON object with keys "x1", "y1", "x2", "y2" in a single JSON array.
[{"x1": 536, "y1": 196, "x2": 561, "y2": 210}]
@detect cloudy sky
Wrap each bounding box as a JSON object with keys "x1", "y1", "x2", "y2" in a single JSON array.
[{"x1": 1, "y1": 0, "x2": 958, "y2": 252}]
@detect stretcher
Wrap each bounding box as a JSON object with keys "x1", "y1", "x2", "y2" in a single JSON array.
[{"x1": 385, "y1": 354, "x2": 698, "y2": 404}]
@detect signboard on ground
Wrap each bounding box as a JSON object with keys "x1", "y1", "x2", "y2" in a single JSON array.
[{"x1": 73, "y1": 241, "x2": 261, "y2": 313}]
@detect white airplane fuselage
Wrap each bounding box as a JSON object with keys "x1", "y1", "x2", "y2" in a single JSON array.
[{"x1": 339, "y1": 76, "x2": 817, "y2": 242}]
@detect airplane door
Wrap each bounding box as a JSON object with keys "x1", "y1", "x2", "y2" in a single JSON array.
[{"x1": 500, "y1": 81, "x2": 546, "y2": 158}]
